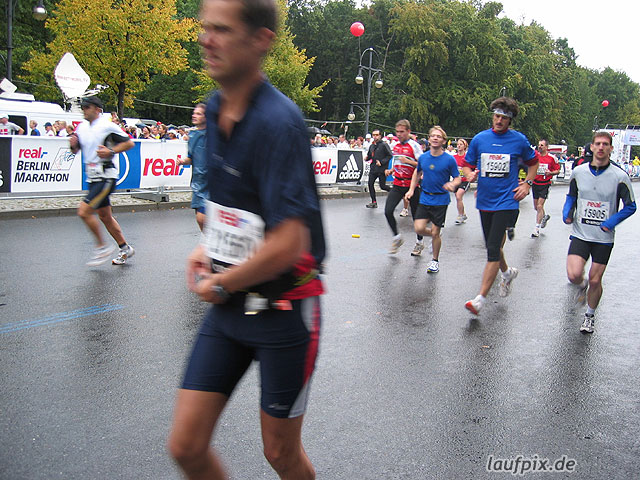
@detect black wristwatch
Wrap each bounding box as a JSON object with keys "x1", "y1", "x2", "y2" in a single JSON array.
[
  {"x1": 108, "y1": 147, "x2": 116, "y2": 156},
  {"x1": 211, "y1": 282, "x2": 230, "y2": 302},
  {"x1": 525, "y1": 180, "x2": 533, "y2": 186}
]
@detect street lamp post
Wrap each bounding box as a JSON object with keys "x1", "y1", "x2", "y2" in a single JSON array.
[
  {"x1": 5, "y1": 0, "x2": 47, "y2": 81},
  {"x1": 350, "y1": 47, "x2": 383, "y2": 136}
]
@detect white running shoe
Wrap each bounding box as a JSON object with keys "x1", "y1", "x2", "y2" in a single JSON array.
[
  {"x1": 112, "y1": 244, "x2": 135, "y2": 265},
  {"x1": 410, "y1": 242, "x2": 424, "y2": 256},
  {"x1": 465, "y1": 295, "x2": 484, "y2": 315},
  {"x1": 399, "y1": 208, "x2": 409, "y2": 217},
  {"x1": 580, "y1": 313, "x2": 595, "y2": 333},
  {"x1": 87, "y1": 245, "x2": 116, "y2": 267},
  {"x1": 427, "y1": 260, "x2": 439, "y2": 273},
  {"x1": 455, "y1": 214, "x2": 467, "y2": 225},
  {"x1": 498, "y1": 267, "x2": 518, "y2": 297},
  {"x1": 389, "y1": 235, "x2": 404, "y2": 254},
  {"x1": 531, "y1": 228, "x2": 540, "y2": 238}
]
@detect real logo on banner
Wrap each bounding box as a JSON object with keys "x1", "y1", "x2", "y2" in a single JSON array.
[{"x1": 336, "y1": 150, "x2": 363, "y2": 183}]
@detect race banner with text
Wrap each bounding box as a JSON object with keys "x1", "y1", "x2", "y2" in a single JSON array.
[{"x1": 10, "y1": 136, "x2": 83, "y2": 193}]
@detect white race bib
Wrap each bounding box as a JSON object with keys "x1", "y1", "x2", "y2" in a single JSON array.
[
  {"x1": 202, "y1": 200, "x2": 265, "y2": 265},
  {"x1": 578, "y1": 199, "x2": 610, "y2": 226},
  {"x1": 86, "y1": 161, "x2": 103, "y2": 177},
  {"x1": 481, "y1": 153, "x2": 510, "y2": 178},
  {"x1": 537, "y1": 164, "x2": 548, "y2": 176}
]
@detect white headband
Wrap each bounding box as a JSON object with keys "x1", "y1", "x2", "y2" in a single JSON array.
[{"x1": 493, "y1": 108, "x2": 513, "y2": 118}]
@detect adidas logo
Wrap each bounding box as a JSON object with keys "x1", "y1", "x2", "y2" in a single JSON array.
[{"x1": 339, "y1": 154, "x2": 360, "y2": 180}]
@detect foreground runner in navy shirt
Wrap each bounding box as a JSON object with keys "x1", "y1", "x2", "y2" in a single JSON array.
[
  {"x1": 462, "y1": 97, "x2": 538, "y2": 315},
  {"x1": 167, "y1": 1, "x2": 325, "y2": 478}
]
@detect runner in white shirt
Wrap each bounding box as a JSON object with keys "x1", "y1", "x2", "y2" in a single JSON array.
[{"x1": 69, "y1": 96, "x2": 136, "y2": 266}]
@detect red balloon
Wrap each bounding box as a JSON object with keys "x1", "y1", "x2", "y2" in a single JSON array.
[
  {"x1": 350, "y1": 22, "x2": 365, "y2": 37},
  {"x1": 602, "y1": 100, "x2": 610, "y2": 107}
]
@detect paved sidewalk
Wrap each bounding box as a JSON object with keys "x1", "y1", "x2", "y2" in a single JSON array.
[{"x1": 0, "y1": 186, "x2": 376, "y2": 219}]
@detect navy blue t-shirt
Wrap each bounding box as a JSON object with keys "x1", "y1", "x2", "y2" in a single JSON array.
[{"x1": 205, "y1": 81, "x2": 326, "y2": 269}]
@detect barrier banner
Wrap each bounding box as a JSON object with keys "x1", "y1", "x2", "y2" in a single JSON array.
[
  {"x1": 336, "y1": 149, "x2": 364, "y2": 183},
  {"x1": 0, "y1": 138, "x2": 10, "y2": 193},
  {"x1": 138, "y1": 140, "x2": 190, "y2": 188},
  {"x1": 623, "y1": 129, "x2": 640, "y2": 146},
  {"x1": 311, "y1": 148, "x2": 338, "y2": 184},
  {"x1": 11, "y1": 137, "x2": 82, "y2": 193}
]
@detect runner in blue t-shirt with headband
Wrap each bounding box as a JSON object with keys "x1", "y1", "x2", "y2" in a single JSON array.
[{"x1": 461, "y1": 97, "x2": 538, "y2": 315}]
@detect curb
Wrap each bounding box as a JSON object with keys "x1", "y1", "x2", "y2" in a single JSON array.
[{"x1": 0, "y1": 191, "x2": 374, "y2": 220}]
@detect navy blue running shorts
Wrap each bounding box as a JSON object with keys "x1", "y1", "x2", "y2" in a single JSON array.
[
  {"x1": 83, "y1": 179, "x2": 116, "y2": 209},
  {"x1": 181, "y1": 296, "x2": 321, "y2": 419}
]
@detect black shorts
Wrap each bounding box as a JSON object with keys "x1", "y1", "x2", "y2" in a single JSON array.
[
  {"x1": 415, "y1": 204, "x2": 448, "y2": 227},
  {"x1": 83, "y1": 179, "x2": 116, "y2": 209},
  {"x1": 181, "y1": 296, "x2": 321, "y2": 419},
  {"x1": 568, "y1": 237, "x2": 614, "y2": 265},
  {"x1": 532, "y1": 183, "x2": 550, "y2": 199},
  {"x1": 455, "y1": 181, "x2": 470, "y2": 192},
  {"x1": 479, "y1": 210, "x2": 519, "y2": 262}
]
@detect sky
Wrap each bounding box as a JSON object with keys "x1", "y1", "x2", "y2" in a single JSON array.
[{"x1": 497, "y1": 0, "x2": 640, "y2": 85}]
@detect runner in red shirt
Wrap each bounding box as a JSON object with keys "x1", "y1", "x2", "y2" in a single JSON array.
[
  {"x1": 531, "y1": 139, "x2": 561, "y2": 237},
  {"x1": 453, "y1": 138, "x2": 473, "y2": 224},
  {"x1": 384, "y1": 119, "x2": 424, "y2": 255}
]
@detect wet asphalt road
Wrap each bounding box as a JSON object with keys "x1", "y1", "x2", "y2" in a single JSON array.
[{"x1": 1, "y1": 184, "x2": 640, "y2": 479}]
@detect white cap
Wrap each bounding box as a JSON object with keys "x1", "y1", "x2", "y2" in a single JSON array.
[
  {"x1": 365, "y1": 133, "x2": 372, "y2": 139},
  {"x1": 0, "y1": 113, "x2": 8, "y2": 119}
]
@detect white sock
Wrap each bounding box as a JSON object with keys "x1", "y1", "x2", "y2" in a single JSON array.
[
  {"x1": 586, "y1": 306, "x2": 595, "y2": 316},
  {"x1": 475, "y1": 295, "x2": 486, "y2": 305},
  {"x1": 393, "y1": 234, "x2": 401, "y2": 240},
  {"x1": 535, "y1": 224, "x2": 541, "y2": 228}
]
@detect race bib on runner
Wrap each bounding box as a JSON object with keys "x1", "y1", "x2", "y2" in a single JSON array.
[
  {"x1": 578, "y1": 199, "x2": 610, "y2": 226},
  {"x1": 481, "y1": 153, "x2": 510, "y2": 178},
  {"x1": 202, "y1": 200, "x2": 265, "y2": 265},
  {"x1": 86, "y1": 161, "x2": 104, "y2": 177},
  {"x1": 537, "y1": 164, "x2": 548, "y2": 176}
]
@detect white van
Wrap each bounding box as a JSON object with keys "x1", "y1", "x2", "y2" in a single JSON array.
[{"x1": 0, "y1": 91, "x2": 84, "y2": 135}]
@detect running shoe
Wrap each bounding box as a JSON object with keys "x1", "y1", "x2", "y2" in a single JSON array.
[
  {"x1": 399, "y1": 208, "x2": 409, "y2": 217},
  {"x1": 410, "y1": 242, "x2": 424, "y2": 256},
  {"x1": 427, "y1": 260, "x2": 439, "y2": 273},
  {"x1": 498, "y1": 267, "x2": 518, "y2": 297},
  {"x1": 389, "y1": 236, "x2": 404, "y2": 254},
  {"x1": 112, "y1": 244, "x2": 135, "y2": 265},
  {"x1": 531, "y1": 228, "x2": 540, "y2": 238},
  {"x1": 87, "y1": 245, "x2": 116, "y2": 267},
  {"x1": 455, "y1": 214, "x2": 467, "y2": 225},
  {"x1": 506, "y1": 227, "x2": 515, "y2": 241},
  {"x1": 366, "y1": 202, "x2": 378, "y2": 208},
  {"x1": 465, "y1": 296, "x2": 484, "y2": 315},
  {"x1": 580, "y1": 313, "x2": 595, "y2": 334},
  {"x1": 540, "y1": 214, "x2": 551, "y2": 228}
]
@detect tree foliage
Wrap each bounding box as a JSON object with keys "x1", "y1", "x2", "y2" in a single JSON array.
[
  {"x1": 287, "y1": 0, "x2": 640, "y2": 150},
  {"x1": 191, "y1": 0, "x2": 327, "y2": 113},
  {"x1": 20, "y1": 0, "x2": 197, "y2": 118}
]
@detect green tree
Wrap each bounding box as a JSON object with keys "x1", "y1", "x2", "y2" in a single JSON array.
[
  {"x1": 21, "y1": 0, "x2": 197, "y2": 118},
  {"x1": 193, "y1": 0, "x2": 326, "y2": 114}
]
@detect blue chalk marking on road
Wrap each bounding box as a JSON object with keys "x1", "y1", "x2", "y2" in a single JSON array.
[{"x1": 0, "y1": 304, "x2": 125, "y2": 334}]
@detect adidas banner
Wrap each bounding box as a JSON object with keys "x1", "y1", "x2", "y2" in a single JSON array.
[{"x1": 336, "y1": 149, "x2": 364, "y2": 183}]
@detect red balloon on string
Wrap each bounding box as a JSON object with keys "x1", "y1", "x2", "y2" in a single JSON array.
[
  {"x1": 602, "y1": 100, "x2": 609, "y2": 107},
  {"x1": 350, "y1": 22, "x2": 365, "y2": 37}
]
